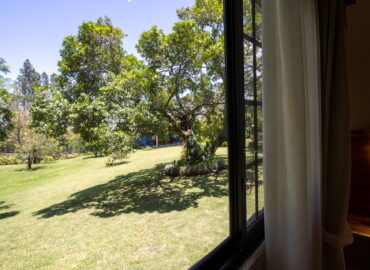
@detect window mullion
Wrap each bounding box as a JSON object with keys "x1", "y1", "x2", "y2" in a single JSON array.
[{"x1": 224, "y1": 0, "x2": 247, "y2": 242}]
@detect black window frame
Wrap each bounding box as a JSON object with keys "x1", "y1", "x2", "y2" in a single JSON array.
[{"x1": 190, "y1": 0, "x2": 264, "y2": 269}]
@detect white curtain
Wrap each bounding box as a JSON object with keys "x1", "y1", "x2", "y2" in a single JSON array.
[{"x1": 262, "y1": 0, "x2": 322, "y2": 269}]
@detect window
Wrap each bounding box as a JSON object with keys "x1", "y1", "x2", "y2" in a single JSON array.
[
  {"x1": 190, "y1": 0, "x2": 264, "y2": 269},
  {"x1": 244, "y1": 0, "x2": 264, "y2": 226}
]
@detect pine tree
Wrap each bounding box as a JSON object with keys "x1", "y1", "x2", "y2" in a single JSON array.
[{"x1": 16, "y1": 59, "x2": 41, "y2": 108}]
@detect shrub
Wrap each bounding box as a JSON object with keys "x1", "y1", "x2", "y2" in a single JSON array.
[
  {"x1": 41, "y1": 155, "x2": 54, "y2": 164},
  {"x1": 105, "y1": 155, "x2": 130, "y2": 167},
  {"x1": 164, "y1": 157, "x2": 226, "y2": 177},
  {"x1": 220, "y1": 141, "x2": 228, "y2": 147},
  {"x1": 0, "y1": 155, "x2": 22, "y2": 165},
  {"x1": 105, "y1": 131, "x2": 135, "y2": 167},
  {"x1": 105, "y1": 157, "x2": 115, "y2": 167},
  {"x1": 45, "y1": 139, "x2": 62, "y2": 160},
  {"x1": 164, "y1": 164, "x2": 180, "y2": 176},
  {"x1": 81, "y1": 151, "x2": 93, "y2": 156},
  {"x1": 15, "y1": 131, "x2": 49, "y2": 170}
]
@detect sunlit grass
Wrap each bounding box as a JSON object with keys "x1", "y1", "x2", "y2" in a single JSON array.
[{"x1": 0, "y1": 146, "x2": 231, "y2": 270}]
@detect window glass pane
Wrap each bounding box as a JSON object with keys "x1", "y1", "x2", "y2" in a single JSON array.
[
  {"x1": 256, "y1": 7, "x2": 263, "y2": 43},
  {"x1": 243, "y1": 1, "x2": 262, "y2": 43},
  {"x1": 257, "y1": 106, "x2": 264, "y2": 214},
  {"x1": 0, "y1": 1, "x2": 229, "y2": 269},
  {"x1": 244, "y1": 0, "x2": 264, "y2": 227}
]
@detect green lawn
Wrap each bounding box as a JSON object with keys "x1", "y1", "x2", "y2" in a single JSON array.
[
  {"x1": 0, "y1": 146, "x2": 231, "y2": 270},
  {"x1": 0, "y1": 146, "x2": 263, "y2": 270}
]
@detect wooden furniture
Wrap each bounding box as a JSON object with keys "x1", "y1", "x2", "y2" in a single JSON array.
[{"x1": 348, "y1": 130, "x2": 370, "y2": 238}]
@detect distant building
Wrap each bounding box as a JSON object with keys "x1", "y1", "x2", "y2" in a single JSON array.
[{"x1": 137, "y1": 134, "x2": 181, "y2": 147}]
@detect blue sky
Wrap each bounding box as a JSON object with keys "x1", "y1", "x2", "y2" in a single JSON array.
[{"x1": 0, "y1": 0, "x2": 194, "y2": 80}]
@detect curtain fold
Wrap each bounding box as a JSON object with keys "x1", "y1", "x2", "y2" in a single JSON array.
[
  {"x1": 318, "y1": 1, "x2": 353, "y2": 269},
  {"x1": 262, "y1": 0, "x2": 352, "y2": 269},
  {"x1": 262, "y1": 0, "x2": 322, "y2": 269}
]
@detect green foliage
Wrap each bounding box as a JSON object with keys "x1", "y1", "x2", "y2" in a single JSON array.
[
  {"x1": 15, "y1": 130, "x2": 47, "y2": 169},
  {"x1": 177, "y1": 0, "x2": 226, "y2": 153},
  {"x1": 105, "y1": 157, "x2": 115, "y2": 167},
  {"x1": 29, "y1": 17, "x2": 141, "y2": 158},
  {"x1": 15, "y1": 129, "x2": 61, "y2": 170},
  {"x1": 195, "y1": 112, "x2": 224, "y2": 146},
  {"x1": 0, "y1": 57, "x2": 13, "y2": 142},
  {"x1": 58, "y1": 131, "x2": 83, "y2": 157},
  {"x1": 0, "y1": 57, "x2": 10, "y2": 74},
  {"x1": 16, "y1": 59, "x2": 41, "y2": 106},
  {"x1": 44, "y1": 138, "x2": 62, "y2": 160},
  {"x1": 105, "y1": 130, "x2": 135, "y2": 166},
  {"x1": 0, "y1": 155, "x2": 22, "y2": 165},
  {"x1": 59, "y1": 16, "x2": 126, "y2": 100},
  {"x1": 40, "y1": 72, "x2": 49, "y2": 86},
  {"x1": 0, "y1": 88, "x2": 13, "y2": 142},
  {"x1": 133, "y1": 20, "x2": 224, "y2": 163},
  {"x1": 51, "y1": 17, "x2": 139, "y2": 156},
  {"x1": 177, "y1": 0, "x2": 263, "y2": 160},
  {"x1": 31, "y1": 84, "x2": 70, "y2": 138},
  {"x1": 41, "y1": 155, "x2": 54, "y2": 164},
  {"x1": 181, "y1": 134, "x2": 214, "y2": 164},
  {"x1": 103, "y1": 67, "x2": 171, "y2": 141},
  {"x1": 2, "y1": 97, "x2": 29, "y2": 153},
  {"x1": 177, "y1": 0, "x2": 224, "y2": 78},
  {"x1": 13, "y1": 1, "x2": 262, "y2": 169}
]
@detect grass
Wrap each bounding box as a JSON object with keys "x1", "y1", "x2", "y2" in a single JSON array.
[{"x1": 0, "y1": 146, "x2": 263, "y2": 270}]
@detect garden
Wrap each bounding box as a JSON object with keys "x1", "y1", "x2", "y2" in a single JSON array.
[
  {"x1": 0, "y1": 0, "x2": 262, "y2": 268},
  {"x1": 0, "y1": 146, "x2": 231, "y2": 269}
]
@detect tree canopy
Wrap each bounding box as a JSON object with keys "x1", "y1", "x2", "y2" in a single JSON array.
[
  {"x1": 21, "y1": 0, "x2": 262, "y2": 166},
  {"x1": 32, "y1": 17, "x2": 140, "y2": 157},
  {"x1": 16, "y1": 59, "x2": 41, "y2": 107},
  {"x1": 132, "y1": 21, "x2": 222, "y2": 162},
  {"x1": 0, "y1": 57, "x2": 13, "y2": 142}
]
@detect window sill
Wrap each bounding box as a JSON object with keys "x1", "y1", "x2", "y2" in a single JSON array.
[{"x1": 240, "y1": 242, "x2": 265, "y2": 270}]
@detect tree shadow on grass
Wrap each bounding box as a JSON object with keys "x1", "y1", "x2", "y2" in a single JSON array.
[
  {"x1": 34, "y1": 165, "x2": 228, "y2": 218},
  {"x1": 0, "y1": 201, "x2": 11, "y2": 210},
  {"x1": 82, "y1": 156, "x2": 100, "y2": 160},
  {"x1": 0, "y1": 201, "x2": 19, "y2": 220},
  {"x1": 106, "y1": 161, "x2": 129, "y2": 167},
  {"x1": 15, "y1": 165, "x2": 47, "y2": 172},
  {"x1": 0, "y1": 211, "x2": 19, "y2": 220}
]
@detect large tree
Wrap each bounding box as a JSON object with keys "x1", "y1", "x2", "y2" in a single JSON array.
[
  {"x1": 40, "y1": 72, "x2": 49, "y2": 86},
  {"x1": 177, "y1": 0, "x2": 226, "y2": 154},
  {"x1": 58, "y1": 16, "x2": 126, "y2": 100},
  {"x1": 6, "y1": 60, "x2": 42, "y2": 148},
  {"x1": 16, "y1": 59, "x2": 41, "y2": 108},
  {"x1": 133, "y1": 21, "x2": 222, "y2": 163},
  {"x1": 177, "y1": 0, "x2": 263, "y2": 156},
  {"x1": 32, "y1": 17, "x2": 138, "y2": 157},
  {"x1": 31, "y1": 78, "x2": 70, "y2": 138},
  {"x1": 101, "y1": 3, "x2": 228, "y2": 163}
]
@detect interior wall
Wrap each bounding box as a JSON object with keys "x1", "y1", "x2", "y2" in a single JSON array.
[{"x1": 346, "y1": 0, "x2": 370, "y2": 130}]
